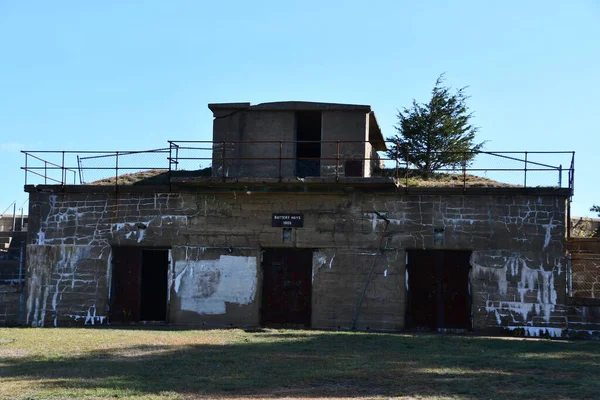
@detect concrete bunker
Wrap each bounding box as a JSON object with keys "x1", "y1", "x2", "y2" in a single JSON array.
[{"x1": 15, "y1": 100, "x2": 595, "y2": 339}]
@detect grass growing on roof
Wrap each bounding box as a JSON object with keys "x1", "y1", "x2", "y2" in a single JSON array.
[
  {"x1": 88, "y1": 166, "x2": 519, "y2": 188},
  {"x1": 1, "y1": 328, "x2": 599, "y2": 399}
]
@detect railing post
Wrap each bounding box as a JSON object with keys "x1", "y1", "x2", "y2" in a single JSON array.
[
  {"x1": 115, "y1": 151, "x2": 119, "y2": 190},
  {"x1": 24, "y1": 153, "x2": 28, "y2": 186},
  {"x1": 336, "y1": 141, "x2": 340, "y2": 181},
  {"x1": 462, "y1": 152, "x2": 467, "y2": 191},
  {"x1": 77, "y1": 155, "x2": 83, "y2": 184},
  {"x1": 12, "y1": 203, "x2": 16, "y2": 232},
  {"x1": 44, "y1": 161, "x2": 47, "y2": 184},
  {"x1": 61, "y1": 151, "x2": 65, "y2": 185},
  {"x1": 524, "y1": 151, "x2": 528, "y2": 188},
  {"x1": 570, "y1": 152, "x2": 575, "y2": 195},
  {"x1": 279, "y1": 141, "x2": 283, "y2": 181},
  {"x1": 558, "y1": 164, "x2": 562, "y2": 187},
  {"x1": 168, "y1": 145, "x2": 172, "y2": 191}
]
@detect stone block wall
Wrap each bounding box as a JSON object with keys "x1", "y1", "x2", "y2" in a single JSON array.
[
  {"x1": 211, "y1": 111, "x2": 296, "y2": 178},
  {"x1": 0, "y1": 288, "x2": 21, "y2": 325},
  {"x1": 210, "y1": 109, "x2": 375, "y2": 178},
  {"x1": 321, "y1": 111, "x2": 369, "y2": 177},
  {"x1": 20, "y1": 187, "x2": 570, "y2": 336}
]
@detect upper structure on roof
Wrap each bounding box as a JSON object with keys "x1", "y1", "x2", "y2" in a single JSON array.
[{"x1": 208, "y1": 101, "x2": 385, "y2": 178}]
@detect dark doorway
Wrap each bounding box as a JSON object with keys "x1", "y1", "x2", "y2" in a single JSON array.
[
  {"x1": 140, "y1": 249, "x2": 169, "y2": 321},
  {"x1": 261, "y1": 248, "x2": 312, "y2": 326},
  {"x1": 295, "y1": 111, "x2": 321, "y2": 177},
  {"x1": 406, "y1": 250, "x2": 471, "y2": 331},
  {"x1": 110, "y1": 247, "x2": 169, "y2": 323}
]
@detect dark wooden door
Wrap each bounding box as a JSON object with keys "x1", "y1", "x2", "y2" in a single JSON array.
[
  {"x1": 261, "y1": 248, "x2": 312, "y2": 326},
  {"x1": 440, "y1": 251, "x2": 471, "y2": 329},
  {"x1": 407, "y1": 250, "x2": 471, "y2": 330},
  {"x1": 406, "y1": 251, "x2": 438, "y2": 329},
  {"x1": 110, "y1": 247, "x2": 142, "y2": 323}
]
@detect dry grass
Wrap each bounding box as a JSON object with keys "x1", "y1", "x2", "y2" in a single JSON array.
[
  {"x1": 89, "y1": 168, "x2": 212, "y2": 186},
  {"x1": 91, "y1": 169, "x2": 170, "y2": 185},
  {"x1": 88, "y1": 167, "x2": 517, "y2": 188},
  {"x1": 1, "y1": 328, "x2": 599, "y2": 400}
]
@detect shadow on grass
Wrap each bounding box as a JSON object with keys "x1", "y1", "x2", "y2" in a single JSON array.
[{"x1": 1, "y1": 332, "x2": 599, "y2": 399}]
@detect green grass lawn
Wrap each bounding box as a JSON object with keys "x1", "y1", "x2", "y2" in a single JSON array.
[{"x1": 1, "y1": 328, "x2": 599, "y2": 400}]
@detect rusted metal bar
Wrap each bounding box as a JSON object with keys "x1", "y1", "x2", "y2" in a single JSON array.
[
  {"x1": 25, "y1": 170, "x2": 62, "y2": 183},
  {"x1": 336, "y1": 141, "x2": 340, "y2": 181},
  {"x1": 278, "y1": 141, "x2": 282, "y2": 181},
  {"x1": 462, "y1": 152, "x2": 467, "y2": 191},
  {"x1": 24, "y1": 153, "x2": 28, "y2": 186},
  {"x1": 115, "y1": 151, "x2": 119, "y2": 190},
  {"x1": 168, "y1": 143, "x2": 172, "y2": 191},
  {"x1": 77, "y1": 155, "x2": 84, "y2": 183},
  {"x1": 12, "y1": 203, "x2": 16, "y2": 232},
  {"x1": 486, "y1": 151, "x2": 560, "y2": 169},
  {"x1": 524, "y1": 152, "x2": 528, "y2": 188},
  {"x1": 222, "y1": 140, "x2": 226, "y2": 181},
  {"x1": 61, "y1": 151, "x2": 65, "y2": 185},
  {"x1": 558, "y1": 164, "x2": 562, "y2": 187}
]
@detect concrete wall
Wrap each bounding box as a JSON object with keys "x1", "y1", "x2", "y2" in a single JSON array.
[
  {"x1": 0, "y1": 288, "x2": 21, "y2": 325},
  {"x1": 566, "y1": 238, "x2": 600, "y2": 339},
  {"x1": 211, "y1": 109, "x2": 373, "y2": 178},
  {"x1": 321, "y1": 111, "x2": 369, "y2": 177},
  {"x1": 211, "y1": 110, "x2": 296, "y2": 178},
  {"x1": 18, "y1": 187, "x2": 575, "y2": 337}
]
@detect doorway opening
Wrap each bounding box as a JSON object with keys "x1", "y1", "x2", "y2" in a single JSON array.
[
  {"x1": 406, "y1": 250, "x2": 472, "y2": 331},
  {"x1": 261, "y1": 248, "x2": 312, "y2": 327},
  {"x1": 295, "y1": 111, "x2": 321, "y2": 177},
  {"x1": 110, "y1": 247, "x2": 169, "y2": 323}
]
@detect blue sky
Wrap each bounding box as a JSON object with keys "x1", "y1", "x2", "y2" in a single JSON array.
[{"x1": 0, "y1": 0, "x2": 598, "y2": 217}]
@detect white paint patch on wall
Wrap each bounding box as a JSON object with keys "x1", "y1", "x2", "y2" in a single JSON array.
[
  {"x1": 541, "y1": 217, "x2": 556, "y2": 250},
  {"x1": 174, "y1": 255, "x2": 257, "y2": 315},
  {"x1": 472, "y1": 252, "x2": 559, "y2": 326},
  {"x1": 505, "y1": 326, "x2": 563, "y2": 338},
  {"x1": 312, "y1": 251, "x2": 329, "y2": 283},
  {"x1": 26, "y1": 245, "x2": 110, "y2": 327}
]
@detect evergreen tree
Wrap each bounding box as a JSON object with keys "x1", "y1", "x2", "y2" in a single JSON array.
[{"x1": 387, "y1": 74, "x2": 485, "y2": 177}]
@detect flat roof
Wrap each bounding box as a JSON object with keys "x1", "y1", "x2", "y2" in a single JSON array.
[{"x1": 208, "y1": 101, "x2": 372, "y2": 112}]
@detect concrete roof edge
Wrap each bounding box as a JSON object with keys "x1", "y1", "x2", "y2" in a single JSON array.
[
  {"x1": 24, "y1": 183, "x2": 572, "y2": 197},
  {"x1": 207, "y1": 103, "x2": 251, "y2": 111},
  {"x1": 243, "y1": 101, "x2": 372, "y2": 111}
]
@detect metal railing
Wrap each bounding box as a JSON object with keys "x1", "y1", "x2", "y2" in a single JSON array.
[
  {"x1": 568, "y1": 254, "x2": 600, "y2": 299},
  {"x1": 21, "y1": 140, "x2": 575, "y2": 193},
  {"x1": 22, "y1": 149, "x2": 170, "y2": 186}
]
